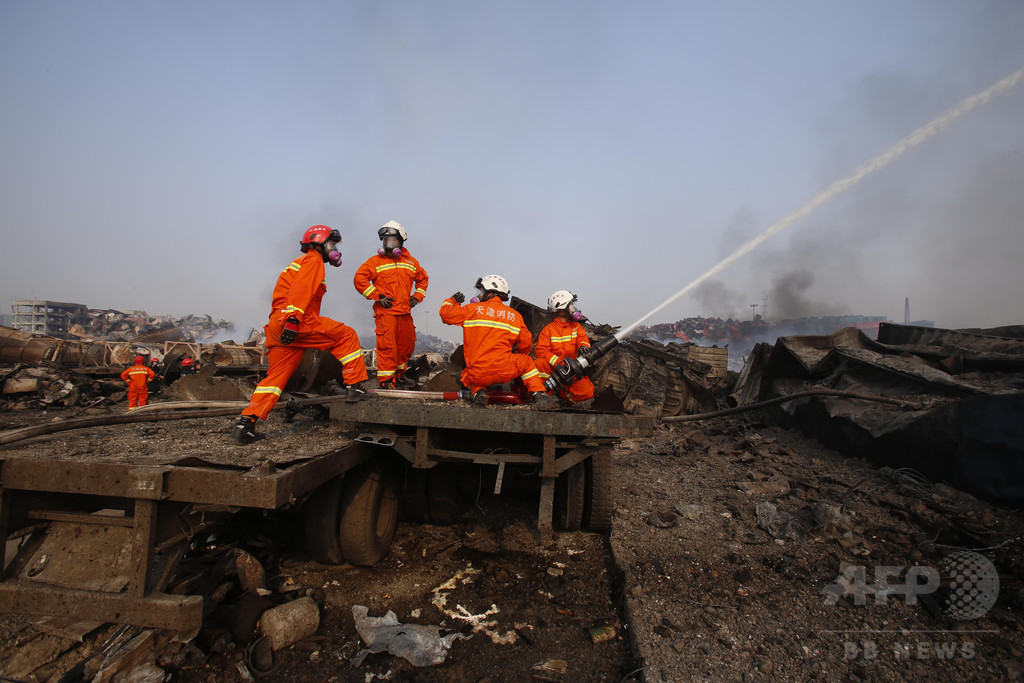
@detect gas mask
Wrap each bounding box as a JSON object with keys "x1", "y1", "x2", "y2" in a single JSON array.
[
  {"x1": 325, "y1": 240, "x2": 342, "y2": 267},
  {"x1": 378, "y1": 236, "x2": 404, "y2": 257}
]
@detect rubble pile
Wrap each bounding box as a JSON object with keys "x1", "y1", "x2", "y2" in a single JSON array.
[
  {"x1": 66, "y1": 310, "x2": 234, "y2": 342},
  {"x1": 732, "y1": 322, "x2": 1024, "y2": 506},
  {"x1": 631, "y1": 314, "x2": 890, "y2": 371}
]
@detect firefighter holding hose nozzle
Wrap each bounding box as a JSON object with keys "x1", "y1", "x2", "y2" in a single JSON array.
[{"x1": 535, "y1": 290, "x2": 596, "y2": 408}]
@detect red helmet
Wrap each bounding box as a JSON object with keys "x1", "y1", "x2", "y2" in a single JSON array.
[
  {"x1": 134, "y1": 355, "x2": 145, "y2": 365},
  {"x1": 300, "y1": 225, "x2": 341, "y2": 251}
]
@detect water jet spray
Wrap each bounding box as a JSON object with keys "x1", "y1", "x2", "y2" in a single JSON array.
[{"x1": 544, "y1": 66, "x2": 1024, "y2": 393}]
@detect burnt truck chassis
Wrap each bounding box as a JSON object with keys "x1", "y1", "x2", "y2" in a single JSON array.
[{"x1": 0, "y1": 400, "x2": 653, "y2": 634}]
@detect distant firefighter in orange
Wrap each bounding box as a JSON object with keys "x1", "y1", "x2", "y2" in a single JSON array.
[
  {"x1": 120, "y1": 355, "x2": 156, "y2": 410},
  {"x1": 353, "y1": 220, "x2": 429, "y2": 388}
]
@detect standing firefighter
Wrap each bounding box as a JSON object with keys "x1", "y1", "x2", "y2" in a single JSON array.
[
  {"x1": 120, "y1": 355, "x2": 156, "y2": 410},
  {"x1": 353, "y1": 220, "x2": 429, "y2": 388},
  {"x1": 231, "y1": 224, "x2": 371, "y2": 445},
  {"x1": 535, "y1": 290, "x2": 596, "y2": 407},
  {"x1": 439, "y1": 274, "x2": 558, "y2": 410}
]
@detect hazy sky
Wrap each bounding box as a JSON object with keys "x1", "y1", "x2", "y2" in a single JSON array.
[{"x1": 2, "y1": 1, "x2": 1023, "y2": 343}]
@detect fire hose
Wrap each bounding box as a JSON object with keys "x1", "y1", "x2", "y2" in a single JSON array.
[{"x1": 0, "y1": 390, "x2": 466, "y2": 447}]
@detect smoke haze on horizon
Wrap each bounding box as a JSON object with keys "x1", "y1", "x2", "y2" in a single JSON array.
[{"x1": 1, "y1": 1, "x2": 1023, "y2": 344}]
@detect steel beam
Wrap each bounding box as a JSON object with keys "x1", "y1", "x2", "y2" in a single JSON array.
[{"x1": 0, "y1": 580, "x2": 203, "y2": 632}]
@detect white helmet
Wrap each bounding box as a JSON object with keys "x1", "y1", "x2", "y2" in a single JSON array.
[
  {"x1": 476, "y1": 274, "x2": 510, "y2": 301},
  {"x1": 547, "y1": 290, "x2": 576, "y2": 313},
  {"x1": 378, "y1": 219, "x2": 408, "y2": 241}
]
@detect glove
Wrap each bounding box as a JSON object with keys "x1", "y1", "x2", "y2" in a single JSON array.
[
  {"x1": 377, "y1": 294, "x2": 395, "y2": 309},
  {"x1": 410, "y1": 298, "x2": 419, "y2": 308},
  {"x1": 280, "y1": 317, "x2": 299, "y2": 345},
  {"x1": 578, "y1": 346, "x2": 592, "y2": 360},
  {"x1": 451, "y1": 292, "x2": 465, "y2": 304}
]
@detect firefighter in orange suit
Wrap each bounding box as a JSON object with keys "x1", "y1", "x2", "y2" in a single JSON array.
[
  {"x1": 535, "y1": 290, "x2": 596, "y2": 406},
  {"x1": 353, "y1": 220, "x2": 429, "y2": 388},
  {"x1": 231, "y1": 225, "x2": 370, "y2": 445},
  {"x1": 121, "y1": 355, "x2": 156, "y2": 410},
  {"x1": 439, "y1": 274, "x2": 558, "y2": 409}
]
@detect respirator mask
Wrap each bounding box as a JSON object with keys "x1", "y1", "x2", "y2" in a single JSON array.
[
  {"x1": 377, "y1": 236, "x2": 404, "y2": 257},
  {"x1": 325, "y1": 240, "x2": 342, "y2": 267}
]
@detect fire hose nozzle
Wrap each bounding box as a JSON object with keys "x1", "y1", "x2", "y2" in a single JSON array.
[{"x1": 543, "y1": 335, "x2": 618, "y2": 391}]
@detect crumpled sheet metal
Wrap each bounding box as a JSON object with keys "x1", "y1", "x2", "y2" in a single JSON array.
[{"x1": 350, "y1": 605, "x2": 469, "y2": 667}]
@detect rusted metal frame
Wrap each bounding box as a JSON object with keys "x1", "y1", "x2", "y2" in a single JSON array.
[
  {"x1": 538, "y1": 478, "x2": 555, "y2": 540},
  {"x1": 263, "y1": 443, "x2": 372, "y2": 507},
  {"x1": 424, "y1": 449, "x2": 540, "y2": 465},
  {"x1": 413, "y1": 426, "x2": 433, "y2": 469},
  {"x1": 537, "y1": 435, "x2": 558, "y2": 535},
  {"x1": 541, "y1": 436, "x2": 557, "y2": 479},
  {"x1": 552, "y1": 444, "x2": 598, "y2": 475},
  {"x1": 0, "y1": 580, "x2": 203, "y2": 633},
  {"x1": 331, "y1": 400, "x2": 656, "y2": 438},
  {"x1": 130, "y1": 499, "x2": 158, "y2": 599},
  {"x1": 0, "y1": 444, "x2": 369, "y2": 509},
  {"x1": 27, "y1": 509, "x2": 134, "y2": 527}
]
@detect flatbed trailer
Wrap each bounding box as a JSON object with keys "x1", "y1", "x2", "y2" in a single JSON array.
[{"x1": 0, "y1": 400, "x2": 653, "y2": 633}]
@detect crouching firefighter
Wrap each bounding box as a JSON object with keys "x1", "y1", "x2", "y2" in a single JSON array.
[
  {"x1": 439, "y1": 274, "x2": 559, "y2": 410},
  {"x1": 353, "y1": 220, "x2": 429, "y2": 388},
  {"x1": 535, "y1": 290, "x2": 596, "y2": 407},
  {"x1": 231, "y1": 224, "x2": 372, "y2": 445}
]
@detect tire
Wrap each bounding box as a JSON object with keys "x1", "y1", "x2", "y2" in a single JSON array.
[
  {"x1": 555, "y1": 461, "x2": 585, "y2": 531},
  {"x1": 338, "y1": 462, "x2": 399, "y2": 566},
  {"x1": 303, "y1": 479, "x2": 345, "y2": 564},
  {"x1": 399, "y1": 467, "x2": 431, "y2": 523},
  {"x1": 583, "y1": 449, "x2": 613, "y2": 532},
  {"x1": 427, "y1": 464, "x2": 465, "y2": 525}
]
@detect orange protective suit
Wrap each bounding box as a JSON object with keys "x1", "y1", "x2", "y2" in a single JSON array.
[
  {"x1": 120, "y1": 362, "x2": 156, "y2": 409},
  {"x1": 353, "y1": 251, "x2": 429, "y2": 386},
  {"x1": 439, "y1": 296, "x2": 545, "y2": 393},
  {"x1": 534, "y1": 317, "x2": 595, "y2": 404},
  {"x1": 241, "y1": 250, "x2": 368, "y2": 421}
]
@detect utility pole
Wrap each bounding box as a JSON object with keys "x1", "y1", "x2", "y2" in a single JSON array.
[
  {"x1": 904, "y1": 298, "x2": 910, "y2": 324},
  {"x1": 750, "y1": 303, "x2": 758, "y2": 321}
]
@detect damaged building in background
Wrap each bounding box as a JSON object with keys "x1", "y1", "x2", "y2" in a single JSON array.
[{"x1": 10, "y1": 299, "x2": 234, "y2": 342}]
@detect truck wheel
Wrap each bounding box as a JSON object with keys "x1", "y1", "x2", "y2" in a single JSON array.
[
  {"x1": 399, "y1": 467, "x2": 431, "y2": 523},
  {"x1": 555, "y1": 461, "x2": 585, "y2": 531},
  {"x1": 338, "y1": 462, "x2": 399, "y2": 566},
  {"x1": 583, "y1": 449, "x2": 613, "y2": 532},
  {"x1": 427, "y1": 464, "x2": 464, "y2": 525},
  {"x1": 303, "y1": 479, "x2": 345, "y2": 564}
]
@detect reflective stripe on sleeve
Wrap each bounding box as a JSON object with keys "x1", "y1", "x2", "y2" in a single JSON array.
[
  {"x1": 464, "y1": 319, "x2": 521, "y2": 335},
  {"x1": 362, "y1": 284, "x2": 377, "y2": 298},
  {"x1": 521, "y1": 369, "x2": 540, "y2": 380}
]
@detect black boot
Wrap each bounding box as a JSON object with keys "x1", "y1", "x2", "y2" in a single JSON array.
[
  {"x1": 231, "y1": 414, "x2": 259, "y2": 444},
  {"x1": 343, "y1": 380, "x2": 377, "y2": 402},
  {"x1": 531, "y1": 392, "x2": 560, "y2": 411}
]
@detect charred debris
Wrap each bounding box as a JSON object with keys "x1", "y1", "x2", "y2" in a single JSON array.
[{"x1": 3, "y1": 298, "x2": 1024, "y2": 507}]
